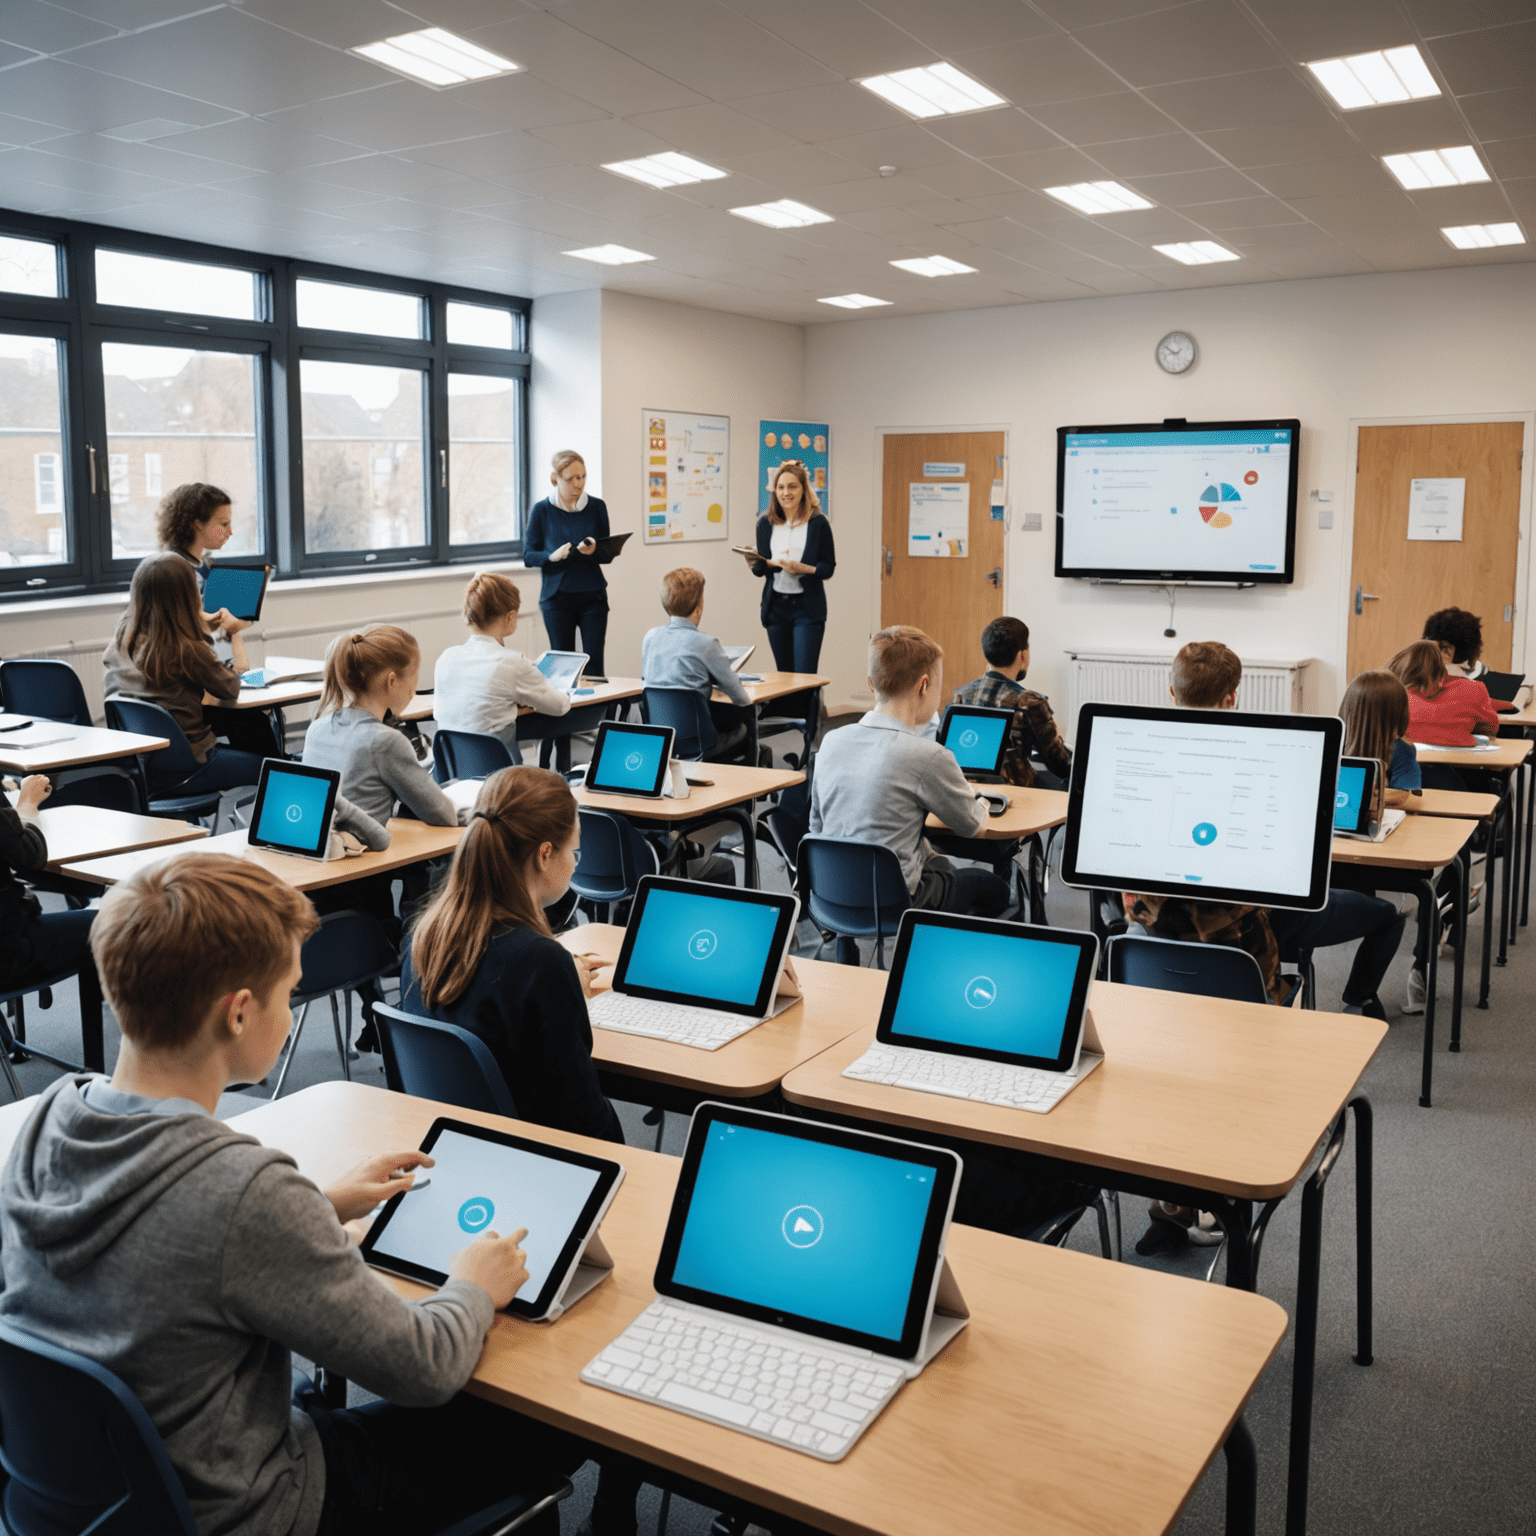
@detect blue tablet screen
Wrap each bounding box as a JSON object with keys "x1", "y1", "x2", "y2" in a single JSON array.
[
  {"x1": 1334, "y1": 763, "x2": 1367, "y2": 830},
  {"x1": 943, "y1": 712, "x2": 1008, "y2": 773},
  {"x1": 591, "y1": 728, "x2": 667, "y2": 793},
  {"x1": 254, "y1": 769, "x2": 331, "y2": 855},
  {"x1": 622, "y1": 886, "x2": 780, "y2": 1007},
  {"x1": 202, "y1": 566, "x2": 267, "y2": 621}
]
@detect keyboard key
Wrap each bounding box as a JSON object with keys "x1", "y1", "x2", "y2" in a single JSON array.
[{"x1": 660, "y1": 1381, "x2": 755, "y2": 1426}]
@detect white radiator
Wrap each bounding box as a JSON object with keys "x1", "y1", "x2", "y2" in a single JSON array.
[{"x1": 1065, "y1": 649, "x2": 1314, "y2": 743}]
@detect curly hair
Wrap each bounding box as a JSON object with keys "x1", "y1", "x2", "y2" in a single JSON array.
[
  {"x1": 1423, "y1": 607, "x2": 1483, "y2": 666},
  {"x1": 155, "y1": 483, "x2": 231, "y2": 553}
]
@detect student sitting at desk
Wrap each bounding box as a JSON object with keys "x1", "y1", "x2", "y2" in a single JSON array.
[
  {"x1": 103, "y1": 552, "x2": 269, "y2": 797},
  {"x1": 641, "y1": 567, "x2": 754, "y2": 763},
  {"x1": 402, "y1": 767, "x2": 623, "y2": 1144},
  {"x1": 0, "y1": 853, "x2": 585, "y2": 1536},
  {"x1": 952, "y1": 615, "x2": 1072, "y2": 790},
  {"x1": 1423, "y1": 605, "x2": 1532, "y2": 710},
  {"x1": 433, "y1": 571, "x2": 571, "y2": 759},
  {"x1": 811, "y1": 625, "x2": 1007, "y2": 963}
]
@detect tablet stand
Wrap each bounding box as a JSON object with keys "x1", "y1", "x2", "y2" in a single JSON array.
[
  {"x1": 908, "y1": 1257, "x2": 970, "y2": 1375},
  {"x1": 540, "y1": 1230, "x2": 615, "y2": 1324},
  {"x1": 1081, "y1": 1006, "x2": 1104, "y2": 1058}
]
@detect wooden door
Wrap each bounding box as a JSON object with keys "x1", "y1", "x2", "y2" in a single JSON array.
[
  {"x1": 881, "y1": 432, "x2": 1006, "y2": 692},
  {"x1": 1348, "y1": 422, "x2": 1524, "y2": 678}
]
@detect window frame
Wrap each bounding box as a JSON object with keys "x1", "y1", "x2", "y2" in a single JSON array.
[{"x1": 0, "y1": 208, "x2": 531, "y2": 602}]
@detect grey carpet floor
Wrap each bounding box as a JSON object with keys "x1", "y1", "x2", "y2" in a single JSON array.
[{"x1": 8, "y1": 809, "x2": 1534, "y2": 1536}]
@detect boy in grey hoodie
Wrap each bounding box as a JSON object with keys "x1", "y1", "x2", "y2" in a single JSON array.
[{"x1": 0, "y1": 851, "x2": 583, "y2": 1536}]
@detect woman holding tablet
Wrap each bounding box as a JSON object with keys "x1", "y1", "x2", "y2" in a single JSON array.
[
  {"x1": 740, "y1": 460, "x2": 836, "y2": 674},
  {"x1": 156, "y1": 481, "x2": 235, "y2": 605},
  {"x1": 523, "y1": 450, "x2": 613, "y2": 677}
]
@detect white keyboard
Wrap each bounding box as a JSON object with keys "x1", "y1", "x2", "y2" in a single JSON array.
[
  {"x1": 842, "y1": 1040, "x2": 1101, "y2": 1114},
  {"x1": 587, "y1": 989, "x2": 760, "y2": 1051},
  {"x1": 581, "y1": 1299, "x2": 906, "y2": 1461}
]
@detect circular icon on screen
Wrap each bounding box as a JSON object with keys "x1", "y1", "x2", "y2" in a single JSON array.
[
  {"x1": 964, "y1": 975, "x2": 997, "y2": 1009},
  {"x1": 624, "y1": 751, "x2": 644, "y2": 772},
  {"x1": 782, "y1": 1205, "x2": 824, "y2": 1248},
  {"x1": 1244, "y1": 470, "x2": 1259, "y2": 485},
  {"x1": 688, "y1": 929, "x2": 718, "y2": 960},
  {"x1": 285, "y1": 804, "x2": 304, "y2": 823},
  {"x1": 958, "y1": 728, "x2": 979, "y2": 750},
  {"x1": 1336, "y1": 790, "x2": 1350, "y2": 808},
  {"x1": 457, "y1": 1197, "x2": 495, "y2": 1234},
  {"x1": 1192, "y1": 822, "x2": 1219, "y2": 846}
]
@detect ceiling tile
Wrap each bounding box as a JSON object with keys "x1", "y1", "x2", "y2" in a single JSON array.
[
  {"x1": 904, "y1": 159, "x2": 1024, "y2": 198},
  {"x1": 1427, "y1": 21, "x2": 1536, "y2": 95},
  {"x1": 1082, "y1": 205, "x2": 1210, "y2": 240},
  {"x1": 266, "y1": 83, "x2": 497, "y2": 153},
  {"x1": 950, "y1": 35, "x2": 1125, "y2": 107},
  {"x1": 1073, "y1": 2, "x2": 1278, "y2": 87},
  {"x1": 624, "y1": 102, "x2": 800, "y2": 159},
  {"x1": 526, "y1": 117, "x2": 672, "y2": 161},
  {"x1": 1194, "y1": 117, "x2": 1358, "y2": 167},
  {"x1": 37, "y1": 0, "x2": 219, "y2": 28},
  {"x1": 1249, "y1": 154, "x2": 1394, "y2": 200},
  {"x1": 733, "y1": 84, "x2": 906, "y2": 144},
  {"x1": 141, "y1": 117, "x2": 364, "y2": 172},
  {"x1": 1089, "y1": 132, "x2": 1223, "y2": 175},
  {"x1": 0, "y1": 111, "x2": 75, "y2": 148},
  {"x1": 817, "y1": 124, "x2": 969, "y2": 173},
  {"x1": 1192, "y1": 195, "x2": 1306, "y2": 229},
  {"x1": 861, "y1": 0, "x2": 1059, "y2": 51},
  {"x1": 1406, "y1": 0, "x2": 1536, "y2": 38},
  {"x1": 0, "y1": 57, "x2": 242, "y2": 133},
  {"x1": 1032, "y1": 0, "x2": 1199, "y2": 24},
  {"x1": 1128, "y1": 165, "x2": 1261, "y2": 204},
  {"x1": 1336, "y1": 97, "x2": 1471, "y2": 155},
  {"x1": 232, "y1": 0, "x2": 425, "y2": 51},
  {"x1": 714, "y1": 0, "x2": 931, "y2": 78},
  {"x1": 0, "y1": 1, "x2": 119, "y2": 53},
  {"x1": 434, "y1": 72, "x2": 609, "y2": 132},
  {"x1": 925, "y1": 108, "x2": 1059, "y2": 159},
  {"x1": 1239, "y1": 0, "x2": 1415, "y2": 63},
  {"x1": 400, "y1": 130, "x2": 573, "y2": 178},
  {"x1": 906, "y1": 196, "x2": 998, "y2": 225},
  {"x1": 406, "y1": 179, "x2": 541, "y2": 212},
  {"x1": 1223, "y1": 220, "x2": 1343, "y2": 248},
  {"x1": 811, "y1": 173, "x2": 937, "y2": 213},
  {"x1": 304, "y1": 154, "x2": 469, "y2": 197},
  {"x1": 1501, "y1": 177, "x2": 1534, "y2": 220},
  {"x1": 1458, "y1": 86, "x2": 1536, "y2": 143},
  {"x1": 1485, "y1": 137, "x2": 1535, "y2": 178},
  {"x1": 30, "y1": 129, "x2": 227, "y2": 184},
  {"x1": 978, "y1": 145, "x2": 1113, "y2": 188},
  {"x1": 1341, "y1": 234, "x2": 1460, "y2": 269},
  {"x1": 723, "y1": 142, "x2": 881, "y2": 189},
  {"x1": 1246, "y1": 247, "x2": 1375, "y2": 277},
  {"x1": 1023, "y1": 92, "x2": 1176, "y2": 145},
  {"x1": 0, "y1": 143, "x2": 180, "y2": 198},
  {"x1": 1400, "y1": 183, "x2": 1519, "y2": 224},
  {"x1": 1283, "y1": 191, "x2": 1431, "y2": 239},
  {"x1": 212, "y1": 171, "x2": 393, "y2": 214},
  {"x1": 1144, "y1": 68, "x2": 1325, "y2": 132},
  {"x1": 839, "y1": 203, "x2": 941, "y2": 236}
]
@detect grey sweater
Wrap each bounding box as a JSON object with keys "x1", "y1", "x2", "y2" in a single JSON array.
[
  {"x1": 0, "y1": 1076, "x2": 495, "y2": 1536},
  {"x1": 302, "y1": 707, "x2": 459, "y2": 828}
]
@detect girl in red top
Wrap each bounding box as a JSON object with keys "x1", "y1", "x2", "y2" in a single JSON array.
[{"x1": 1390, "y1": 639, "x2": 1499, "y2": 747}]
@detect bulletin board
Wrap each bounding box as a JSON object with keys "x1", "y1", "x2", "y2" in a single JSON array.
[
  {"x1": 643, "y1": 410, "x2": 729, "y2": 543},
  {"x1": 759, "y1": 421, "x2": 830, "y2": 517}
]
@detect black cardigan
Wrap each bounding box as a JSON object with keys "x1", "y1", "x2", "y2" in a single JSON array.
[
  {"x1": 400, "y1": 924, "x2": 623, "y2": 1144},
  {"x1": 0, "y1": 804, "x2": 46, "y2": 988},
  {"x1": 750, "y1": 513, "x2": 836, "y2": 624}
]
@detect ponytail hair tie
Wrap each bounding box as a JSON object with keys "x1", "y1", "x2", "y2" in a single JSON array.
[
  {"x1": 470, "y1": 808, "x2": 501, "y2": 824},
  {"x1": 351, "y1": 632, "x2": 365, "y2": 644}
]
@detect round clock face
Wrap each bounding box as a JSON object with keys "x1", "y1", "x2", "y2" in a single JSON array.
[{"x1": 1156, "y1": 331, "x2": 1197, "y2": 374}]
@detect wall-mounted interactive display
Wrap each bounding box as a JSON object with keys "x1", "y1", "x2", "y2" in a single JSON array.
[{"x1": 1055, "y1": 419, "x2": 1300, "y2": 584}]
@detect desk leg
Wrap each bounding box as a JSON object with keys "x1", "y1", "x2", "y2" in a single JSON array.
[
  {"x1": 722, "y1": 806, "x2": 758, "y2": 889},
  {"x1": 1215, "y1": 1198, "x2": 1257, "y2": 1292},
  {"x1": 1418, "y1": 877, "x2": 1438, "y2": 1107},
  {"x1": 1508, "y1": 764, "x2": 1523, "y2": 947},
  {"x1": 1224, "y1": 1417, "x2": 1258, "y2": 1536},
  {"x1": 1479, "y1": 819, "x2": 1495, "y2": 1009},
  {"x1": 1450, "y1": 856, "x2": 1466, "y2": 1053},
  {"x1": 1351, "y1": 1096, "x2": 1374, "y2": 1367},
  {"x1": 80, "y1": 963, "x2": 104, "y2": 1075},
  {"x1": 1522, "y1": 753, "x2": 1534, "y2": 928},
  {"x1": 1499, "y1": 775, "x2": 1514, "y2": 962}
]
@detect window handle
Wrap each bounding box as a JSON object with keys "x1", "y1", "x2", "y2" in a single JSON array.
[
  {"x1": 87, "y1": 443, "x2": 97, "y2": 495},
  {"x1": 440, "y1": 448, "x2": 448, "y2": 489}
]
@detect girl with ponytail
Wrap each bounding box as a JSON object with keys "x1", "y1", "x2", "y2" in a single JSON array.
[{"x1": 401, "y1": 766, "x2": 622, "y2": 1142}]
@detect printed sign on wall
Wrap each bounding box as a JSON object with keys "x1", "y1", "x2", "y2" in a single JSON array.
[
  {"x1": 759, "y1": 421, "x2": 830, "y2": 518},
  {"x1": 644, "y1": 410, "x2": 729, "y2": 543}
]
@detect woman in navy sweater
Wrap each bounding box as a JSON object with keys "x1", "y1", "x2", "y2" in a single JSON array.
[
  {"x1": 741, "y1": 459, "x2": 836, "y2": 673},
  {"x1": 522, "y1": 449, "x2": 614, "y2": 676}
]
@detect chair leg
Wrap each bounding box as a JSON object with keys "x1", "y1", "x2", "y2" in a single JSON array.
[
  {"x1": 1094, "y1": 1189, "x2": 1122, "y2": 1261},
  {"x1": 643, "y1": 1106, "x2": 666, "y2": 1152},
  {"x1": 331, "y1": 995, "x2": 351, "y2": 1082},
  {"x1": 271, "y1": 1004, "x2": 308, "y2": 1099},
  {"x1": 0, "y1": 1012, "x2": 26, "y2": 1101},
  {"x1": 657, "y1": 1488, "x2": 672, "y2": 1536}
]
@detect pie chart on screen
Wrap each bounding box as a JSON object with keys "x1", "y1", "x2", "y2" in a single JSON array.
[{"x1": 1198, "y1": 482, "x2": 1243, "y2": 529}]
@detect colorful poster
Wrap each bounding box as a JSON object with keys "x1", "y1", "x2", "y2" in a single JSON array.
[
  {"x1": 643, "y1": 411, "x2": 729, "y2": 543},
  {"x1": 759, "y1": 421, "x2": 830, "y2": 519},
  {"x1": 908, "y1": 481, "x2": 969, "y2": 558}
]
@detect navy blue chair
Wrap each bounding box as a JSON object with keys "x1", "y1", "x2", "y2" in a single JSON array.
[
  {"x1": 271, "y1": 911, "x2": 400, "y2": 1098},
  {"x1": 642, "y1": 686, "x2": 713, "y2": 761},
  {"x1": 373, "y1": 1001, "x2": 518, "y2": 1118},
  {"x1": 758, "y1": 753, "x2": 813, "y2": 884},
  {"x1": 431, "y1": 729, "x2": 517, "y2": 785},
  {"x1": 0, "y1": 960, "x2": 94, "y2": 1101},
  {"x1": 0, "y1": 1318, "x2": 571, "y2": 1536},
  {"x1": 103, "y1": 698, "x2": 225, "y2": 825},
  {"x1": 1107, "y1": 934, "x2": 1270, "y2": 1007},
  {"x1": 0, "y1": 659, "x2": 93, "y2": 726},
  {"x1": 799, "y1": 836, "x2": 912, "y2": 968},
  {"x1": 758, "y1": 687, "x2": 820, "y2": 769},
  {"x1": 571, "y1": 808, "x2": 658, "y2": 923}
]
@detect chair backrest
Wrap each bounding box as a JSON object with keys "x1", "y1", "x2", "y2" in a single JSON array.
[
  {"x1": 763, "y1": 753, "x2": 814, "y2": 874},
  {"x1": 571, "y1": 808, "x2": 640, "y2": 904},
  {"x1": 0, "y1": 660, "x2": 94, "y2": 727},
  {"x1": 1106, "y1": 935, "x2": 1270, "y2": 1007},
  {"x1": 372, "y1": 1002, "x2": 519, "y2": 1118},
  {"x1": 0, "y1": 1317, "x2": 199, "y2": 1536},
  {"x1": 431, "y1": 728, "x2": 515, "y2": 786},
  {"x1": 103, "y1": 697, "x2": 201, "y2": 778},
  {"x1": 36, "y1": 769, "x2": 144, "y2": 814},
  {"x1": 294, "y1": 910, "x2": 400, "y2": 1001},
  {"x1": 799, "y1": 836, "x2": 911, "y2": 939},
  {"x1": 642, "y1": 687, "x2": 711, "y2": 760}
]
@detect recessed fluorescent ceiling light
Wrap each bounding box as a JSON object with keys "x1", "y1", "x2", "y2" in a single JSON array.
[
  {"x1": 859, "y1": 63, "x2": 1004, "y2": 119},
  {"x1": 1442, "y1": 223, "x2": 1525, "y2": 249},
  {"x1": 352, "y1": 28, "x2": 518, "y2": 87},
  {"x1": 1306, "y1": 45, "x2": 1439, "y2": 110},
  {"x1": 730, "y1": 200, "x2": 833, "y2": 229},
  {"x1": 1155, "y1": 241, "x2": 1240, "y2": 265},
  {"x1": 1045, "y1": 181, "x2": 1153, "y2": 215},
  {"x1": 818, "y1": 294, "x2": 891, "y2": 308},
  {"x1": 564, "y1": 245, "x2": 655, "y2": 265},
  {"x1": 1382, "y1": 145, "x2": 1490, "y2": 190},
  {"x1": 603, "y1": 153, "x2": 728, "y2": 188},
  {"x1": 890, "y1": 255, "x2": 977, "y2": 276}
]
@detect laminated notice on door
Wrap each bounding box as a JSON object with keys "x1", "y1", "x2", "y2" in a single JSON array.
[
  {"x1": 909, "y1": 482, "x2": 968, "y2": 558},
  {"x1": 1407, "y1": 478, "x2": 1464, "y2": 541}
]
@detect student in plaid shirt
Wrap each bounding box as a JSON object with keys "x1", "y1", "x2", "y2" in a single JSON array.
[{"x1": 952, "y1": 617, "x2": 1072, "y2": 789}]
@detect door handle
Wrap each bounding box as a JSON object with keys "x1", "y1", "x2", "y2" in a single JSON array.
[
  {"x1": 87, "y1": 443, "x2": 97, "y2": 495},
  {"x1": 1354, "y1": 585, "x2": 1381, "y2": 616},
  {"x1": 439, "y1": 448, "x2": 448, "y2": 489},
  {"x1": 986, "y1": 567, "x2": 1002, "y2": 588},
  {"x1": 883, "y1": 546, "x2": 892, "y2": 576}
]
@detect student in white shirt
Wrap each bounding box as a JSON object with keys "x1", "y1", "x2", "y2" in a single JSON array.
[{"x1": 433, "y1": 572, "x2": 571, "y2": 760}]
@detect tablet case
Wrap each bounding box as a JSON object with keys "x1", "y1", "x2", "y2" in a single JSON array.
[
  {"x1": 907, "y1": 1256, "x2": 971, "y2": 1376},
  {"x1": 540, "y1": 1229, "x2": 616, "y2": 1324}
]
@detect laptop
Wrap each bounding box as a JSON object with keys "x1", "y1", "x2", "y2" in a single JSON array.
[
  {"x1": 936, "y1": 704, "x2": 1012, "y2": 781},
  {"x1": 721, "y1": 644, "x2": 755, "y2": 673},
  {"x1": 247, "y1": 761, "x2": 341, "y2": 862},
  {"x1": 202, "y1": 564, "x2": 272, "y2": 623},
  {"x1": 583, "y1": 720, "x2": 675, "y2": 799},
  {"x1": 534, "y1": 650, "x2": 589, "y2": 694},
  {"x1": 843, "y1": 912, "x2": 1103, "y2": 1114},
  {"x1": 1334, "y1": 755, "x2": 1405, "y2": 842},
  {"x1": 585, "y1": 876, "x2": 800, "y2": 1050},
  {"x1": 581, "y1": 1102, "x2": 967, "y2": 1461},
  {"x1": 1481, "y1": 668, "x2": 1525, "y2": 709}
]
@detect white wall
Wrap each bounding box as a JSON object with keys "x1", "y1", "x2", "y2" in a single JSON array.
[{"x1": 804, "y1": 263, "x2": 1536, "y2": 722}]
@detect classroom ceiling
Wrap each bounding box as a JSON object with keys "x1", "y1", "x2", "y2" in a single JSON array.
[{"x1": 0, "y1": 0, "x2": 1531, "y2": 323}]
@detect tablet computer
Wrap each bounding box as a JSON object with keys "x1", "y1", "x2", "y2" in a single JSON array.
[
  {"x1": 535, "y1": 651, "x2": 588, "y2": 691},
  {"x1": 1481, "y1": 668, "x2": 1525, "y2": 703},
  {"x1": 936, "y1": 705, "x2": 1011, "y2": 778},
  {"x1": 1333, "y1": 755, "x2": 1382, "y2": 839},
  {"x1": 247, "y1": 761, "x2": 340, "y2": 862},
  {"x1": 202, "y1": 564, "x2": 272, "y2": 622},
  {"x1": 361, "y1": 1117, "x2": 625, "y2": 1322},
  {"x1": 586, "y1": 720, "x2": 674, "y2": 798}
]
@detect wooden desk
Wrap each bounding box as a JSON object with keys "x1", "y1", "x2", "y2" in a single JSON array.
[
  {"x1": 1408, "y1": 789, "x2": 1500, "y2": 820},
  {"x1": 210, "y1": 678, "x2": 323, "y2": 710},
  {"x1": 1496, "y1": 704, "x2": 1536, "y2": 939},
  {"x1": 557, "y1": 925, "x2": 873, "y2": 1106},
  {"x1": 1412, "y1": 737, "x2": 1532, "y2": 770},
  {"x1": 227, "y1": 1081, "x2": 1286, "y2": 1536},
  {"x1": 57, "y1": 817, "x2": 462, "y2": 893},
  {"x1": 722, "y1": 671, "x2": 829, "y2": 707},
  {"x1": 575, "y1": 763, "x2": 802, "y2": 889},
  {"x1": 36, "y1": 806, "x2": 207, "y2": 871},
  {"x1": 259, "y1": 655, "x2": 326, "y2": 682},
  {"x1": 1331, "y1": 815, "x2": 1477, "y2": 1103},
  {"x1": 927, "y1": 784, "x2": 1067, "y2": 841},
  {"x1": 0, "y1": 724, "x2": 167, "y2": 774},
  {"x1": 402, "y1": 677, "x2": 644, "y2": 724}
]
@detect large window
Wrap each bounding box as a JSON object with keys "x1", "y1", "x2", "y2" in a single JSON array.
[{"x1": 0, "y1": 211, "x2": 529, "y2": 598}]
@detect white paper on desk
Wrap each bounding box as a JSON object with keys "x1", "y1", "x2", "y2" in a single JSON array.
[
  {"x1": 908, "y1": 481, "x2": 969, "y2": 558},
  {"x1": 1407, "y1": 478, "x2": 1464, "y2": 541}
]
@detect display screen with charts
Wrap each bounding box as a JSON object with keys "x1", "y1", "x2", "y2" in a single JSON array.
[
  {"x1": 585, "y1": 721, "x2": 673, "y2": 798},
  {"x1": 936, "y1": 705, "x2": 1011, "y2": 777},
  {"x1": 1061, "y1": 702, "x2": 1342, "y2": 910},
  {"x1": 247, "y1": 761, "x2": 339, "y2": 861}
]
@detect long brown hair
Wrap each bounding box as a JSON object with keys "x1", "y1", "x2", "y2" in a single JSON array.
[
  {"x1": 1341, "y1": 670, "x2": 1411, "y2": 772},
  {"x1": 409, "y1": 767, "x2": 577, "y2": 1008},
  {"x1": 765, "y1": 460, "x2": 822, "y2": 526},
  {"x1": 113, "y1": 552, "x2": 221, "y2": 692},
  {"x1": 1389, "y1": 640, "x2": 1449, "y2": 701},
  {"x1": 316, "y1": 624, "x2": 420, "y2": 717}
]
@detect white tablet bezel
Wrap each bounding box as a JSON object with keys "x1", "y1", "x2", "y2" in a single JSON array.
[
  {"x1": 246, "y1": 760, "x2": 340, "y2": 862},
  {"x1": 535, "y1": 650, "x2": 589, "y2": 690}
]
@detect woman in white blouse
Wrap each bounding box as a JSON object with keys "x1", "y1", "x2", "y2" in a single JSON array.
[{"x1": 741, "y1": 460, "x2": 836, "y2": 673}]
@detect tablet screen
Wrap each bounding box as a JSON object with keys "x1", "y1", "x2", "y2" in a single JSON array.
[
  {"x1": 588, "y1": 722, "x2": 671, "y2": 797},
  {"x1": 203, "y1": 565, "x2": 269, "y2": 622},
  {"x1": 536, "y1": 651, "x2": 587, "y2": 688},
  {"x1": 362, "y1": 1121, "x2": 623, "y2": 1320},
  {"x1": 1334, "y1": 762, "x2": 1368, "y2": 832},
  {"x1": 938, "y1": 707, "x2": 1010, "y2": 775},
  {"x1": 248, "y1": 762, "x2": 338, "y2": 860}
]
